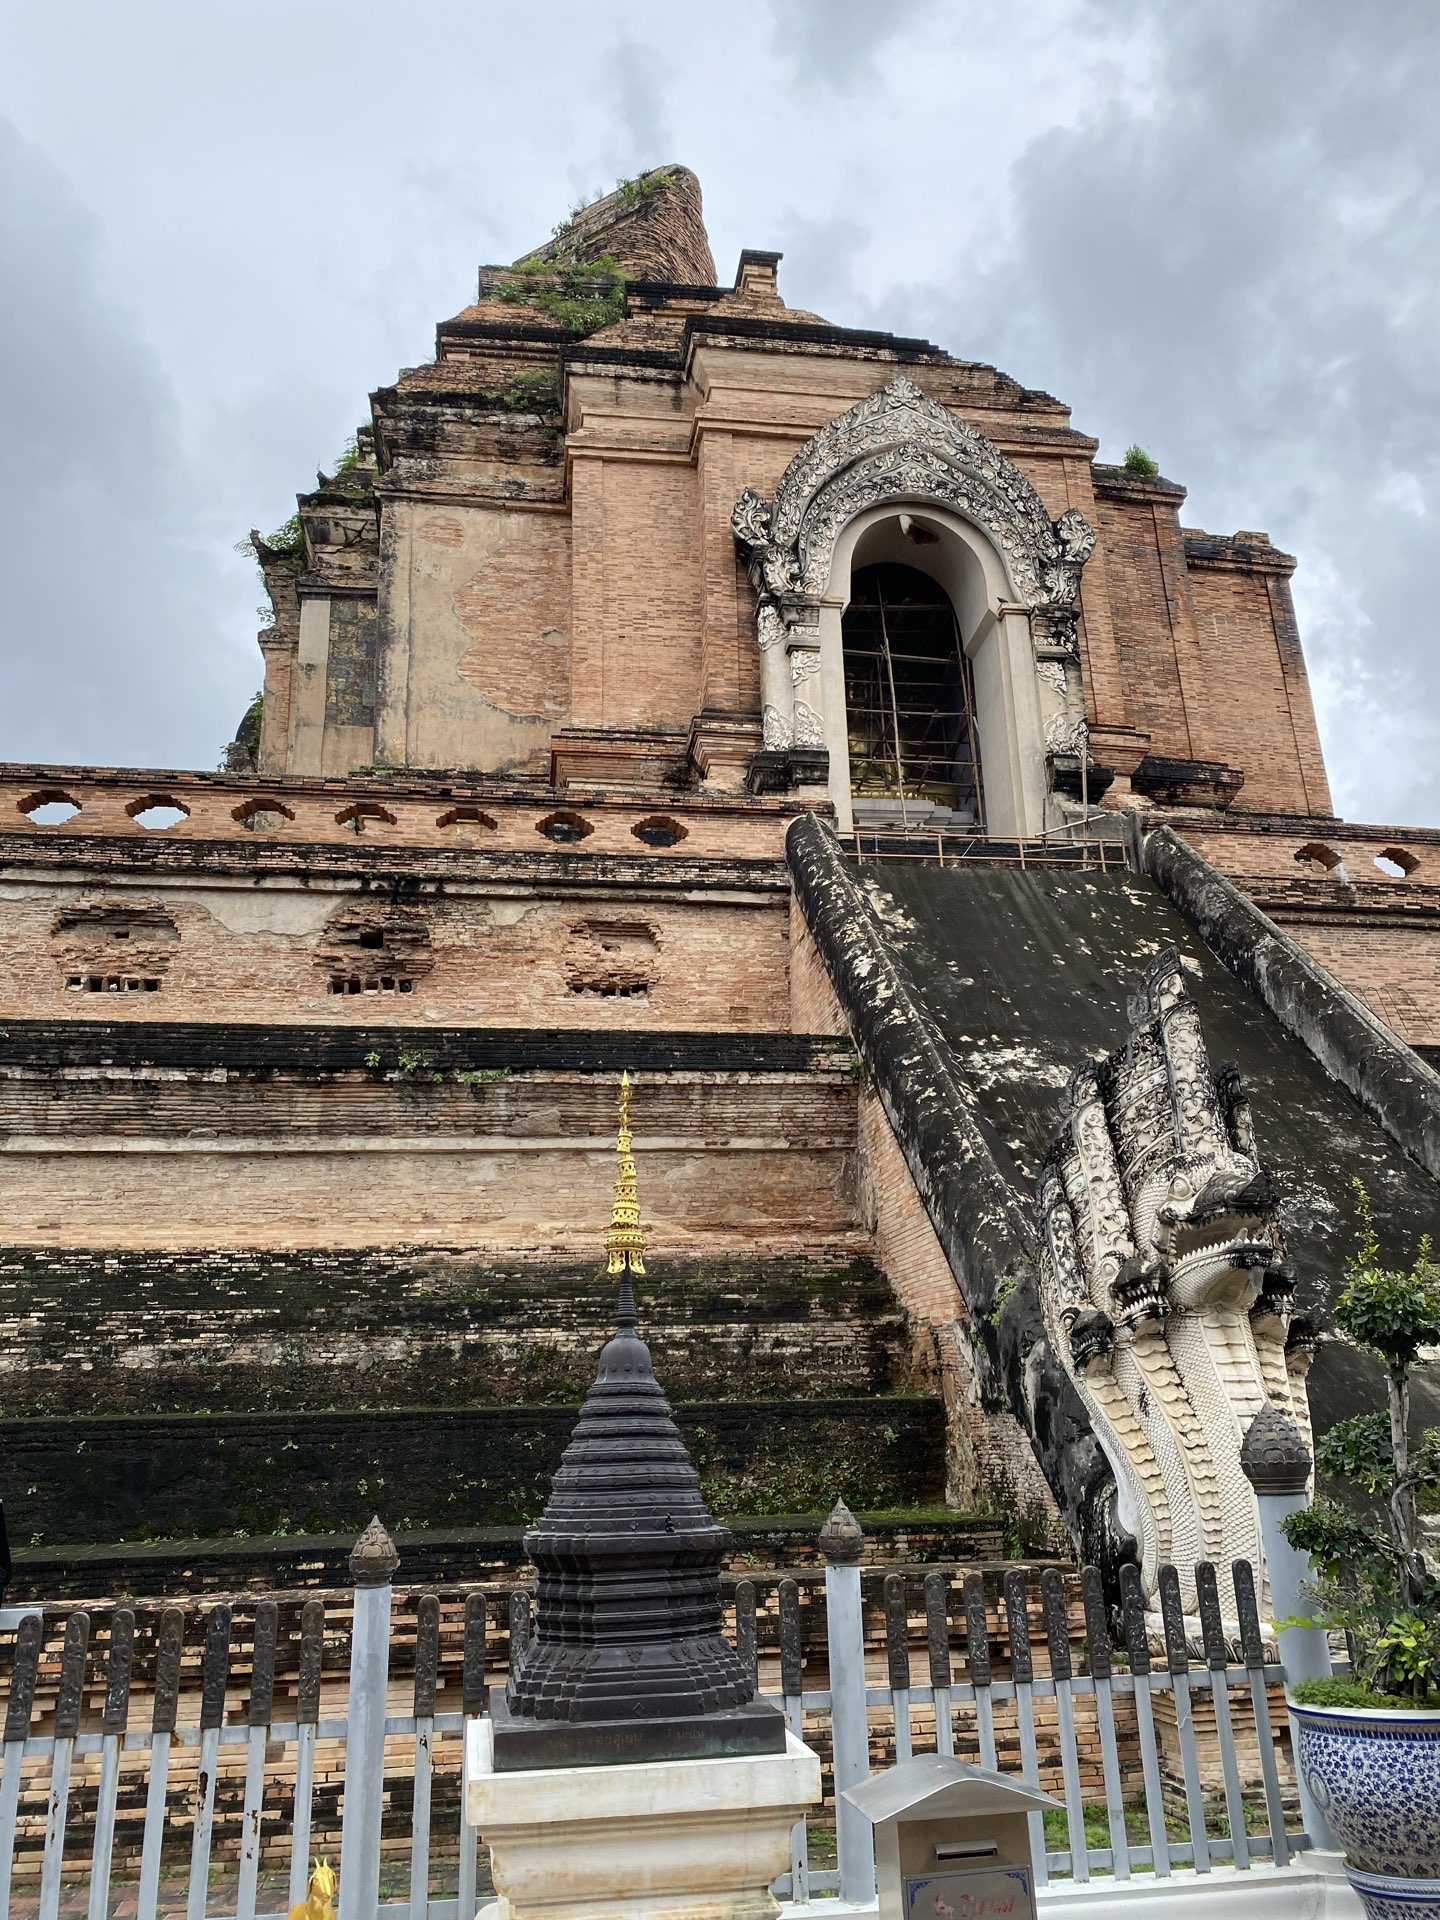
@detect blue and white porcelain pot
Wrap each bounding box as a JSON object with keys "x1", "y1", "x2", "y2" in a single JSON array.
[
  {"x1": 1289, "y1": 1699, "x2": 1440, "y2": 1912},
  {"x1": 1344, "y1": 1866, "x2": 1440, "y2": 1920}
]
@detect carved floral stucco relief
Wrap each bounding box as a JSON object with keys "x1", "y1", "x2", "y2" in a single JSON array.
[{"x1": 730, "y1": 375, "x2": 1095, "y2": 757}]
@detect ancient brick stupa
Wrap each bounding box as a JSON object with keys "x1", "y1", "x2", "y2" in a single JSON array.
[{"x1": 492, "y1": 1073, "x2": 784, "y2": 1768}]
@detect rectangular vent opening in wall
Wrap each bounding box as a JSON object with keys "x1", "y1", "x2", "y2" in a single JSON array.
[
  {"x1": 328, "y1": 975, "x2": 415, "y2": 995},
  {"x1": 67, "y1": 975, "x2": 162, "y2": 993}
]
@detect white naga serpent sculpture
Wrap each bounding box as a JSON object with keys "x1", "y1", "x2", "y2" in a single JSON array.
[{"x1": 1036, "y1": 947, "x2": 1316, "y2": 1613}]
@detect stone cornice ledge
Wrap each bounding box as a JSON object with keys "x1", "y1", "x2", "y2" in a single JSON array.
[{"x1": 1144, "y1": 824, "x2": 1440, "y2": 1184}]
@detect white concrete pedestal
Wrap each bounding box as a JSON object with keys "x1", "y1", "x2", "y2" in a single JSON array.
[{"x1": 465, "y1": 1717, "x2": 821, "y2": 1920}]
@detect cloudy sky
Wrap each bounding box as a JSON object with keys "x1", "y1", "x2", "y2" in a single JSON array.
[{"x1": 2, "y1": 0, "x2": 1436, "y2": 824}]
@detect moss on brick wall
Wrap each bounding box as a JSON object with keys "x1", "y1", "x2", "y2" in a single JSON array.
[
  {"x1": 2, "y1": 1398, "x2": 945, "y2": 1545},
  {"x1": 0, "y1": 1251, "x2": 905, "y2": 1414}
]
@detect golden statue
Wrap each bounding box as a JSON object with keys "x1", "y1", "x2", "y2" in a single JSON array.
[
  {"x1": 604, "y1": 1071, "x2": 646, "y2": 1276},
  {"x1": 288, "y1": 1858, "x2": 337, "y2": 1920}
]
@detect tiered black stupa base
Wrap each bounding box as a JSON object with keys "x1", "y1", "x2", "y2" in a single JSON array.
[
  {"x1": 490, "y1": 1692, "x2": 785, "y2": 1771},
  {"x1": 500, "y1": 1265, "x2": 786, "y2": 1770}
]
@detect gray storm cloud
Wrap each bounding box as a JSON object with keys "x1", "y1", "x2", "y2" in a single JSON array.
[
  {"x1": 929, "y1": 0, "x2": 1440, "y2": 824},
  {"x1": 0, "y1": 116, "x2": 245, "y2": 767}
]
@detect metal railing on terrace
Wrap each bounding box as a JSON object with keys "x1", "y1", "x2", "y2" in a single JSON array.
[{"x1": 846, "y1": 829, "x2": 1129, "y2": 871}]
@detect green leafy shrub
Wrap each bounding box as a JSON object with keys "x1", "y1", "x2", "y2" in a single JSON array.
[
  {"x1": 1122, "y1": 445, "x2": 1159, "y2": 476},
  {"x1": 612, "y1": 168, "x2": 665, "y2": 212},
  {"x1": 496, "y1": 370, "x2": 561, "y2": 414},
  {"x1": 234, "y1": 691, "x2": 263, "y2": 758},
  {"x1": 495, "y1": 250, "x2": 626, "y2": 336},
  {"x1": 1291, "y1": 1675, "x2": 1438, "y2": 1710},
  {"x1": 1281, "y1": 1180, "x2": 1440, "y2": 1700},
  {"x1": 240, "y1": 512, "x2": 305, "y2": 563}
]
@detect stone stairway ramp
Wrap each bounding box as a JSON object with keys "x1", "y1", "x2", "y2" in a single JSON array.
[{"x1": 787, "y1": 813, "x2": 1440, "y2": 1554}]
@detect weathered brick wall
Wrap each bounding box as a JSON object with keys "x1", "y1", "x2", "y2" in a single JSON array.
[
  {"x1": 0, "y1": 1249, "x2": 903, "y2": 1415},
  {"x1": 393, "y1": 501, "x2": 573, "y2": 773},
  {"x1": 0, "y1": 1060, "x2": 861, "y2": 1249},
  {"x1": 239, "y1": 213, "x2": 1338, "y2": 812},
  {"x1": 0, "y1": 771, "x2": 794, "y2": 859},
  {"x1": 1088, "y1": 476, "x2": 1330, "y2": 815},
  {"x1": 377, "y1": 496, "x2": 569, "y2": 774},
  {"x1": 1178, "y1": 819, "x2": 1440, "y2": 1046},
  {"x1": 1092, "y1": 490, "x2": 1198, "y2": 758},
  {"x1": 569, "y1": 454, "x2": 705, "y2": 731},
  {"x1": 1180, "y1": 819, "x2": 1440, "y2": 886},
  {"x1": 1, "y1": 1397, "x2": 945, "y2": 1543},
  {"x1": 538, "y1": 165, "x2": 717, "y2": 283},
  {"x1": 858, "y1": 1086, "x2": 962, "y2": 1329},
  {"x1": 0, "y1": 871, "x2": 791, "y2": 1030},
  {"x1": 696, "y1": 424, "x2": 763, "y2": 719},
  {"x1": 1271, "y1": 921, "x2": 1440, "y2": 1046},
  {"x1": 857, "y1": 1087, "x2": 1063, "y2": 1533},
  {"x1": 1185, "y1": 553, "x2": 1332, "y2": 814},
  {"x1": 788, "y1": 900, "x2": 848, "y2": 1034}
]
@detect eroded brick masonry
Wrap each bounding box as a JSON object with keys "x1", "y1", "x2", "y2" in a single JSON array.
[{"x1": 3, "y1": 164, "x2": 1434, "y2": 1571}]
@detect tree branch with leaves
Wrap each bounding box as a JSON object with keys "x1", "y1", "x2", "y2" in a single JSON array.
[{"x1": 1283, "y1": 1178, "x2": 1440, "y2": 1699}]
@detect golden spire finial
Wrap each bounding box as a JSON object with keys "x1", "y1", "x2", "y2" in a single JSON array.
[{"x1": 605, "y1": 1071, "x2": 646, "y2": 1276}]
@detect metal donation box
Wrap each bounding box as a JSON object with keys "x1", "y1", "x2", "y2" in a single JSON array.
[{"x1": 843, "y1": 1753, "x2": 1061, "y2": 1920}]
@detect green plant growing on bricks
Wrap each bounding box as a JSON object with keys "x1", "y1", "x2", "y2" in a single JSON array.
[
  {"x1": 362, "y1": 1047, "x2": 434, "y2": 1080},
  {"x1": 365, "y1": 1050, "x2": 511, "y2": 1087},
  {"x1": 235, "y1": 430, "x2": 370, "y2": 567},
  {"x1": 243, "y1": 512, "x2": 305, "y2": 562},
  {"x1": 496, "y1": 369, "x2": 561, "y2": 414},
  {"x1": 1283, "y1": 1179, "x2": 1440, "y2": 1701},
  {"x1": 611, "y1": 167, "x2": 665, "y2": 212},
  {"x1": 494, "y1": 250, "x2": 626, "y2": 335},
  {"x1": 1122, "y1": 444, "x2": 1159, "y2": 476}
]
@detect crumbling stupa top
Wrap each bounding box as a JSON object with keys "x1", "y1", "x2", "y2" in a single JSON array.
[{"x1": 516, "y1": 163, "x2": 717, "y2": 285}]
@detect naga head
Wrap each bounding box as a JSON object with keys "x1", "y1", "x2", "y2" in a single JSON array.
[
  {"x1": 1034, "y1": 946, "x2": 1310, "y2": 1610},
  {"x1": 1038, "y1": 947, "x2": 1279, "y2": 1350}
]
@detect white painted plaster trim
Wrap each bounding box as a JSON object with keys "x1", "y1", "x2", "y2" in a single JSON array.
[
  {"x1": 290, "y1": 596, "x2": 333, "y2": 777},
  {"x1": 296, "y1": 596, "x2": 332, "y2": 667}
]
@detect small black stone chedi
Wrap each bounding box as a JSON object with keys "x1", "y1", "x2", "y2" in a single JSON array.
[{"x1": 492, "y1": 1074, "x2": 784, "y2": 1769}]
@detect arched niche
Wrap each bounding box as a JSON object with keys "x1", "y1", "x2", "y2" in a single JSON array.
[
  {"x1": 840, "y1": 558, "x2": 982, "y2": 824},
  {"x1": 731, "y1": 375, "x2": 1095, "y2": 836},
  {"x1": 820, "y1": 506, "x2": 1047, "y2": 835}
]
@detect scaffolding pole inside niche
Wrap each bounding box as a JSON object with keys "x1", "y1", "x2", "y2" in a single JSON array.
[{"x1": 841, "y1": 563, "x2": 983, "y2": 830}]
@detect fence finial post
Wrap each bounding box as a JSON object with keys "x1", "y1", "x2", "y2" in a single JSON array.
[
  {"x1": 820, "y1": 1500, "x2": 875, "y2": 1906},
  {"x1": 339, "y1": 1514, "x2": 398, "y2": 1920},
  {"x1": 1241, "y1": 1409, "x2": 1331, "y2": 1685},
  {"x1": 1241, "y1": 1408, "x2": 1340, "y2": 1855}
]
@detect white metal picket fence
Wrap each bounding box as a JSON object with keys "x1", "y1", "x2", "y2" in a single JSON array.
[{"x1": 0, "y1": 1549, "x2": 1306, "y2": 1919}]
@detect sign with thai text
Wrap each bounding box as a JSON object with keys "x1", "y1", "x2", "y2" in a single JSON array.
[{"x1": 902, "y1": 1863, "x2": 1035, "y2": 1920}]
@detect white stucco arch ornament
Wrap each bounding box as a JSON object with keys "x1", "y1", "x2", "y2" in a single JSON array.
[{"x1": 730, "y1": 375, "x2": 1098, "y2": 824}]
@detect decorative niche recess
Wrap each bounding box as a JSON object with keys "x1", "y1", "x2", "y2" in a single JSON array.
[
  {"x1": 52, "y1": 902, "x2": 180, "y2": 994},
  {"x1": 318, "y1": 908, "x2": 434, "y2": 997}
]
